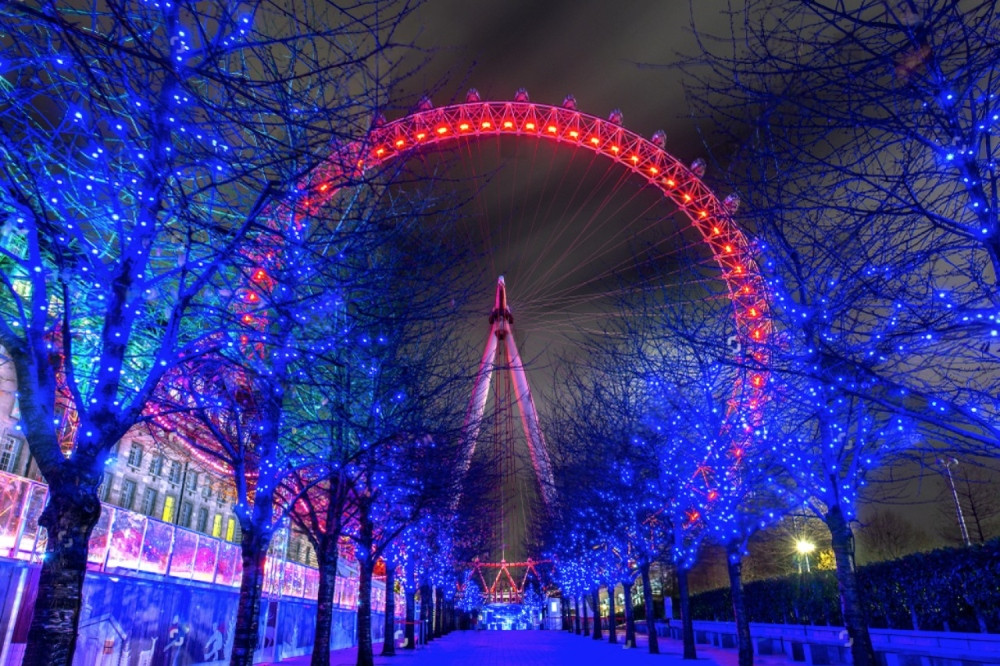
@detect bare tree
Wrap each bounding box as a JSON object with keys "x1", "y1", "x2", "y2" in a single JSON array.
[
  {"x1": 683, "y1": 2, "x2": 1000, "y2": 663},
  {"x1": 856, "y1": 508, "x2": 930, "y2": 563},
  {"x1": 934, "y1": 459, "x2": 1000, "y2": 545}
]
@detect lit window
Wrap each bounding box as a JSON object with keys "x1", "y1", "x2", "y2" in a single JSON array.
[
  {"x1": 162, "y1": 495, "x2": 176, "y2": 522},
  {"x1": 212, "y1": 514, "x2": 223, "y2": 538}
]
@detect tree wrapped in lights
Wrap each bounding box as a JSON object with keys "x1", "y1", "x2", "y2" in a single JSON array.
[
  {"x1": 0, "y1": 0, "x2": 425, "y2": 660},
  {"x1": 330, "y1": 243, "x2": 470, "y2": 666},
  {"x1": 643, "y1": 289, "x2": 789, "y2": 666},
  {"x1": 683, "y1": 3, "x2": 1000, "y2": 662}
]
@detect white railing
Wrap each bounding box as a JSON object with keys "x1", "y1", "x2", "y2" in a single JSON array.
[{"x1": 675, "y1": 619, "x2": 1000, "y2": 664}]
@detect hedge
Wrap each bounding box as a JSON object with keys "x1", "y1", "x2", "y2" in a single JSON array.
[{"x1": 689, "y1": 540, "x2": 1000, "y2": 633}]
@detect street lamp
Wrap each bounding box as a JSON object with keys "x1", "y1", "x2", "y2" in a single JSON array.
[
  {"x1": 938, "y1": 458, "x2": 971, "y2": 547},
  {"x1": 795, "y1": 539, "x2": 815, "y2": 574}
]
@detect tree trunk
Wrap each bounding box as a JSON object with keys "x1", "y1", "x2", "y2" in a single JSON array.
[
  {"x1": 623, "y1": 580, "x2": 636, "y2": 648},
  {"x1": 591, "y1": 588, "x2": 603, "y2": 640},
  {"x1": 582, "y1": 593, "x2": 589, "y2": 636},
  {"x1": 356, "y1": 558, "x2": 375, "y2": 666},
  {"x1": 229, "y1": 524, "x2": 272, "y2": 666},
  {"x1": 23, "y1": 486, "x2": 102, "y2": 666},
  {"x1": 678, "y1": 566, "x2": 696, "y2": 660},
  {"x1": 310, "y1": 538, "x2": 340, "y2": 666},
  {"x1": 404, "y1": 560, "x2": 417, "y2": 649},
  {"x1": 381, "y1": 555, "x2": 396, "y2": 656},
  {"x1": 607, "y1": 583, "x2": 617, "y2": 644},
  {"x1": 574, "y1": 596, "x2": 582, "y2": 635},
  {"x1": 434, "y1": 586, "x2": 443, "y2": 637},
  {"x1": 356, "y1": 495, "x2": 375, "y2": 666},
  {"x1": 826, "y1": 504, "x2": 877, "y2": 666},
  {"x1": 727, "y1": 545, "x2": 753, "y2": 666},
  {"x1": 420, "y1": 583, "x2": 433, "y2": 644},
  {"x1": 640, "y1": 563, "x2": 659, "y2": 654}
]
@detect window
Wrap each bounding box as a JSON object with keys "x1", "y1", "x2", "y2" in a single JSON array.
[
  {"x1": 98, "y1": 472, "x2": 113, "y2": 501},
  {"x1": 202, "y1": 484, "x2": 213, "y2": 500},
  {"x1": 162, "y1": 495, "x2": 176, "y2": 523},
  {"x1": 126, "y1": 443, "x2": 143, "y2": 468},
  {"x1": 0, "y1": 434, "x2": 20, "y2": 473},
  {"x1": 119, "y1": 479, "x2": 137, "y2": 510},
  {"x1": 140, "y1": 488, "x2": 158, "y2": 516},
  {"x1": 168, "y1": 461, "x2": 182, "y2": 484},
  {"x1": 211, "y1": 514, "x2": 223, "y2": 538},
  {"x1": 148, "y1": 454, "x2": 164, "y2": 477},
  {"x1": 179, "y1": 502, "x2": 193, "y2": 529},
  {"x1": 225, "y1": 517, "x2": 236, "y2": 542},
  {"x1": 186, "y1": 472, "x2": 198, "y2": 493},
  {"x1": 196, "y1": 507, "x2": 209, "y2": 533}
]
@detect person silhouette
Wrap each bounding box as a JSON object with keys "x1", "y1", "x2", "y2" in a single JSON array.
[
  {"x1": 204, "y1": 623, "x2": 225, "y2": 661},
  {"x1": 164, "y1": 615, "x2": 189, "y2": 666}
]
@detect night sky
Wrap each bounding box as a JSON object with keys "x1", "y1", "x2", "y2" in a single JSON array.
[{"x1": 400, "y1": 1, "x2": 726, "y2": 157}]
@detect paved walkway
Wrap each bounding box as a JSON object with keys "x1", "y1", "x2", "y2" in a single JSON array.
[{"x1": 273, "y1": 629, "x2": 797, "y2": 666}]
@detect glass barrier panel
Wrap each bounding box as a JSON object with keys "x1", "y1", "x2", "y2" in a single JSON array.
[
  {"x1": 169, "y1": 527, "x2": 198, "y2": 578},
  {"x1": 281, "y1": 561, "x2": 304, "y2": 598},
  {"x1": 0, "y1": 472, "x2": 27, "y2": 557},
  {"x1": 16, "y1": 483, "x2": 49, "y2": 560},
  {"x1": 215, "y1": 541, "x2": 239, "y2": 587},
  {"x1": 139, "y1": 519, "x2": 173, "y2": 575},
  {"x1": 304, "y1": 567, "x2": 320, "y2": 600},
  {"x1": 86, "y1": 506, "x2": 113, "y2": 568},
  {"x1": 106, "y1": 510, "x2": 146, "y2": 571},
  {"x1": 193, "y1": 535, "x2": 219, "y2": 583}
]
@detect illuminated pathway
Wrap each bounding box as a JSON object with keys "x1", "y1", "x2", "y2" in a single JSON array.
[{"x1": 272, "y1": 631, "x2": 796, "y2": 666}]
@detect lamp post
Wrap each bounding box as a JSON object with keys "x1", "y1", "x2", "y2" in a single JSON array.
[{"x1": 938, "y1": 458, "x2": 971, "y2": 547}]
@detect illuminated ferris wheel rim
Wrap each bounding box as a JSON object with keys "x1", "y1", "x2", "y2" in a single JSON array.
[
  {"x1": 354, "y1": 91, "x2": 771, "y2": 387},
  {"x1": 303, "y1": 90, "x2": 771, "y2": 496}
]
